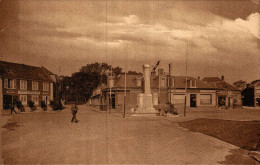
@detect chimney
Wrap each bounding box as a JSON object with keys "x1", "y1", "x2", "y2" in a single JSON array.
[
  {"x1": 169, "y1": 63, "x2": 172, "y2": 77},
  {"x1": 169, "y1": 63, "x2": 172, "y2": 87},
  {"x1": 221, "y1": 75, "x2": 224, "y2": 81},
  {"x1": 158, "y1": 68, "x2": 164, "y2": 76}
]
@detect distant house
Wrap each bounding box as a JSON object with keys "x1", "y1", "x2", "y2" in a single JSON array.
[
  {"x1": 0, "y1": 61, "x2": 57, "y2": 110},
  {"x1": 167, "y1": 76, "x2": 217, "y2": 110},
  {"x1": 42, "y1": 67, "x2": 61, "y2": 103},
  {"x1": 202, "y1": 76, "x2": 242, "y2": 108},
  {"x1": 90, "y1": 70, "x2": 218, "y2": 113},
  {"x1": 242, "y1": 80, "x2": 260, "y2": 107}
]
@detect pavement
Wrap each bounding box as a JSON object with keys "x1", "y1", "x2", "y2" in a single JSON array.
[{"x1": 1, "y1": 105, "x2": 259, "y2": 164}]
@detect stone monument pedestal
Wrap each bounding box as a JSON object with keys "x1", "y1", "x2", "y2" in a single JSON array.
[
  {"x1": 134, "y1": 64, "x2": 158, "y2": 114},
  {"x1": 135, "y1": 93, "x2": 157, "y2": 113}
]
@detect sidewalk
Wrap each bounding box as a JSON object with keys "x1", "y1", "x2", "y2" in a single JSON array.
[
  {"x1": 1, "y1": 111, "x2": 13, "y2": 164},
  {"x1": 242, "y1": 106, "x2": 260, "y2": 110}
]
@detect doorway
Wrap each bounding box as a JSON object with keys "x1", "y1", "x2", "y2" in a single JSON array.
[
  {"x1": 111, "y1": 94, "x2": 115, "y2": 109},
  {"x1": 218, "y1": 96, "x2": 226, "y2": 106},
  {"x1": 190, "y1": 94, "x2": 196, "y2": 107},
  {"x1": 3, "y1": 94, "x2": 13, "y2": 110}
]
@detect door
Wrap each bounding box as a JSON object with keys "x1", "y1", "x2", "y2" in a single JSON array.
[
  {"x1": 190, "y1": 94, "x2": 196, "y2": 107},
  {"x1": 111, "y1": 94, "x2": 115, "y2": 109},
  {"x1": 218, "y1": 96, "x2": 226, "y2": 106},
  {"x1": 3, "y1": 94, "x2": 13, "y2": 109}
]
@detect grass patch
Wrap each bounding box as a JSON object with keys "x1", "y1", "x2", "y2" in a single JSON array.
[
  {"x1": 2, "y1": 122, "x2": 20, "y2": 130},
  {"x1": 179, "y1": 119, "x2": 260, "y2": 151}
]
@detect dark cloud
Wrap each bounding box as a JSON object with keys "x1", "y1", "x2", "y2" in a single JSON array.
[{"x1": 0, "y1": 0, "x2": 259, "y2": 83}]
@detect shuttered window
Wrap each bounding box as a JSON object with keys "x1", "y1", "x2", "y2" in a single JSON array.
[
  {"x1": 20, "y1": 80, "x2": 27, "y2": 90},
  {"x1": 43, "y1": 82, "x2": 49, "y2": 91},
  {"x1": 4, "y1": 79, "x2": 16, "y2": 89},
  {"x1": 20, "y1": 95, "x2": 27, "y2": 104},
  {"x1": 32, "y1": 81, "x2": 39, "y2": 90}
]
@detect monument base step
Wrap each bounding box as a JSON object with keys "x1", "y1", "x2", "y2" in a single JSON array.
[
  {"x1": 135, "y1": 108, "x2": 157, "y2": 114},
  {"x1": 131, "y1": 113, "x2": 158, "y2": 117}
]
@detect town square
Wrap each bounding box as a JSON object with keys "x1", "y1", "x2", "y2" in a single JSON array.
[{"x1": 1, "y1": 0, "x2": 260, "y2": 164}]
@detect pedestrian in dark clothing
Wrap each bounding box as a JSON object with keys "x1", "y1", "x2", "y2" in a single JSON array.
[
  {"x1": 10, "y1": 103, "x2": 17, "y2": 114},
  {"x1": 71, "y1": 103, "x2": 78, "y2": 123}
]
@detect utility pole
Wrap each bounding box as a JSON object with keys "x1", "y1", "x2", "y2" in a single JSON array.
[
  {"x1": 169, "y1": 63, "x2": 172, "y2": 104},
  {"x1": 109, "y1": 66, "x2": 112, "y2": 114},
  {"x1": 158, "y1": 70, "x2": 161, "y2": 105},
  {"x1": 124, "y1": 71, "x2": 126, "y2": 118},
  {"x1": 184, "y1": 42, "x2": 188, "y2": 117}
]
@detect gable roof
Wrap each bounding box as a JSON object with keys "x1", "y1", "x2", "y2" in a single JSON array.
[
  {"x1": 0, "y1": 60, "x2": 53, "y2": 82},
  {"x1": 42, "y1": 66, "x2": 55, "y2": 75},
  {"x1": 248, "y1": 79, "x2": 260, "y2": 88}
]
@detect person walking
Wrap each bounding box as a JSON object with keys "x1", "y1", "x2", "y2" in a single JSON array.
[
  {"x1": 10, "y1": 103, "x2": 17, "y2": 114},
  {"x1": 71, "y1": 103, "x2": 78, "y2": 123}
]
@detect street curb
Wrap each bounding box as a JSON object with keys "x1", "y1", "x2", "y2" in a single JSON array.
[{"x1": 88, "y1": 106, "x2": 106, "y2": 113}]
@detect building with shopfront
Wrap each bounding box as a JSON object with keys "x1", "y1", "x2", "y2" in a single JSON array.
[
  {"x1": 89, "y1": 69, "x2": 218, "y2": 113},
  {"x1": 202, "y1": 76, "x2": 242, "y2": 108},
  {"x1": 0, "y1": 61, "x2": 54, "y2": 111}
]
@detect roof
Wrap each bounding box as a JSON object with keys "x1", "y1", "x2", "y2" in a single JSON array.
[
  {"x1": 114, "y1": 74, "x2": 143, "y2": 88},
  {"x1": 0, "y1": 60, "x2": 53, "y2": 82},
  {"x1": 248, "y1": 80, "x2": 260, "y2": 88},
  {"x1": 202, "y1": 77, "x2": 222, "y2": 82},
  {"x1": 109, "y1": 74, "x2": 215, "y2": 89},
  {"x1": 202, "y1": 77, "x2": 239, "y2": 91},
  {"x1": 169, "y1": 76, "x2": 216, "y2": 89},
  {"x1": 42, "y1": 66, "x2": 55, "y2": 75}
]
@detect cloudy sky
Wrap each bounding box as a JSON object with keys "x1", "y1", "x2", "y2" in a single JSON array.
[{"x1": 0, "y1": 0, "x2": 259, "y2": 83}]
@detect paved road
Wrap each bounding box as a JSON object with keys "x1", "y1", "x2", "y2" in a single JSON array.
[{"x1": 1, "y1": 105, "x2": 257, "y2": 164}]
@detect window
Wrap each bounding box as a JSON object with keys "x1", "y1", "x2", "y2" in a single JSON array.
[
  {"x1": 190, "y1": 80, "x2": 196, "y2": 88},
  {"x1": 20, "y1": 95, "x2": 27, "y2": 104},
  {"x1": 20, "y1": 80, "x2": 27, "y2": 90},
  {"x1": 4, "y1": 79, "x2": 16, "y2": 89},
  {"x1": 32, "y1": 81, "x2": 39, "y2": 90},
  {"x1": 32, "y1": 95, "x2": 39, "y2": 104},
  {"x1": 42, "y1": 96, "x2": 49, "y2": 104},
  {"x1": 160, "y1": 78, "x2": 166, "y2": 88},
  {"x1": 256, "y1": 89, "x2": 260, "y2": 94},
  {"x1": 43, "y1": 82, "x2": 49, "y2": 91},
  {"x1": 200, "y1": 94, "x2": 212, "y2": 105}
]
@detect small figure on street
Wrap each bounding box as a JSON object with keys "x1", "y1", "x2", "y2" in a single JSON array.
[
  {"x1": 10, "y1": 103, "x2": 17, "y2": 114},
  {"x1": 71, "y1": 103, "x2": 79, "y2": 123}
]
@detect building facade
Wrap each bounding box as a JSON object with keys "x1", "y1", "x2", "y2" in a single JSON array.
[
  {"x1": 0, "y1": 61, "x2": 54, "y2": 110},
  {"x1": 202, "y1": 76, "x2": 242, "y2": 108},
  {"x1": 242, "y1": 80, "x2": 260, "y2": 107},
  {"x1": 89, "y1": 71, "x2": 218, "y2": 113}
]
